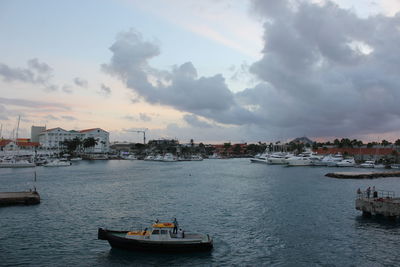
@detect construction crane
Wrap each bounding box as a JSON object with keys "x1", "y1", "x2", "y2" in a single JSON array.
[{"x1": 129, "y1": 129, "x2": 148, "y2": 144}]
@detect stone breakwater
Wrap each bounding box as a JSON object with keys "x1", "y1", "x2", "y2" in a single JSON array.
[{"x1": 326, "y1": 171, "x2": 400, "y2": 179}]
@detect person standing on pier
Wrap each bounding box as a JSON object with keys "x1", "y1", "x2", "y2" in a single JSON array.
[{"x1": 366, "y1": 187, "x2": 371, "y2": 198}]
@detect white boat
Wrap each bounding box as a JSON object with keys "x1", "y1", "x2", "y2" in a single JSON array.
[
  {"x1": 153, "y1": 154, "x2": 164, "y2": 161},
  {"x1": 0, "y1": 159, "x2": 35, "y2": 168},
  {"x1": 43, "y1": 159, "x2": 72, "y2": 167},
  {"x1": 124, "y1": 155, "x2": 138, "y2": 160},
  {"x1": 359, "y1": 160, "x2": 375, "y2": 168},
  {"x1": 144, "y1": 155, "x2": 155, "y2": 161},
  {"x1": 286, "y1": 154, "x2": 314, "y2": 166},
  {"x1": 315, "y1": 154, "x2": 343, "y2": 166},
  {"x1": 208, "y1": 153, "x2": 222, "y2": 159},
  {"x1": 336, "y1": 158, "x2": 356, "y2": 167},
  {"x1": 70, "y1": 157, "x2": 82, "y2": 161},
  {"x1": 374, "y1": 164, "x2": 386, "y2": 169},
  {"x1": 162, "y1": 153, "x2": 178, "y2": 162},
  {"x1": 250, "y1": 151, "x2": 269, "y2": 164},
  {"x1": 267, "y1": 152, "x2": 288, "y2": 164}
]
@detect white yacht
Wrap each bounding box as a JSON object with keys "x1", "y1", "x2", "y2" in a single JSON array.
[
  {"x1": 336, "y1": 158, "x2": 356, "y2": 167},
  {"x1": 70, "y1": 157, "x2": 82, "y2": 161},
  {"x1": 0, "y1": 159, "x2": 35, "y2": 168},
  {"x1": 43, "y1": 159, "x2": 72, "y2": 167},
  {"x1": 267, "y1": 152, "x2": 287, "y2": 164},
  {"x1": 286, "y1": 154, "x2": 314, "y2": 166},
  {"x1": 189, "y1": 155, "x2": 203, "y2": 161},
  {"x1": 359, "y1": 160, "x2": 375, "y2": 168},
  {"x1": 125, "y1": 154, "x2": 138, "y2": 160},
  {"x1": 162, "y1": 153, "x2": 178, "y2": 162},
  {"x1": 144, "y1": 155, "x2": 155, "y2": 161},
  {"x1": 153, "y1": 154, "x2": 164, "y2": 161},
  {"x1": 250, "y1": 150, "x2": 269, "y2": 164},
  {"x1": 313, "y1": 154, "x2": 343, "y2": 166}
]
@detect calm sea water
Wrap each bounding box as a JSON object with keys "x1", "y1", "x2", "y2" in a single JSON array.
[{"x1": 1, "y1": 159, "x2": 400, "y2": 266}]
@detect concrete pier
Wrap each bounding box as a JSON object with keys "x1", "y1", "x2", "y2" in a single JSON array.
[
  {"x1": 326, "y1": 171, "x2": 400, "y2": 179},
  {"x1": 0, "y1": 191, "x2": 40, "y2": 206},
  {"x1": 355, "y1": 190, "x2": 400, "y2": 219}
]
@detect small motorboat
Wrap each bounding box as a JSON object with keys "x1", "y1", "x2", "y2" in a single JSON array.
[
  {"x1": 98, "y1": 221, "x2": 213, "y2": 252},
  {"x1": 43, "y1": 159, "x2": 72, "y2": 167}
]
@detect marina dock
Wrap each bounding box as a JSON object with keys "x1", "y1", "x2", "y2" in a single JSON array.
[
  {"x1": 325, "y1": 171, "x2": 400, "y2": 179},
  {"x1": 0, "y1": 191, "x2": 40, "y2": 206},
  {"x1": 356, "y1": 190, "x2": 400, "y2": 219}
]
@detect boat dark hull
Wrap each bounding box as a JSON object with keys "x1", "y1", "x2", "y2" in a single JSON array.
[{"x1": 98, "y1": 228, "x2": 213, "y2": 252}]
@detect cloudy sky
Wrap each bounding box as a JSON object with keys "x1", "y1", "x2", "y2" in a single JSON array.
[{"x1": 1, "y1": 0, "x2": 400, "y2": 143}]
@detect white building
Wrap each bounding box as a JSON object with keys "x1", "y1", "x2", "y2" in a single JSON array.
[
  {"x1": 38, "y1": 127, "x2": 80, "y2": 149},
  {"x1": 79, "y1": 128, "x2": 109, "y2": 153},
  {"x1": 37, "y1": 127, "x2": 109, "y2": 153}
]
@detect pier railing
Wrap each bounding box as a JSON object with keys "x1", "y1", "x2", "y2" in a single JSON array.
[{"x1": 357, "y1": 189, "x2": 395, "y2": 199}]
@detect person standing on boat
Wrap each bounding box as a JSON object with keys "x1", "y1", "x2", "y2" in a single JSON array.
[{"x1": 173, "y1": 218, "x2": 178, "y2": 234}]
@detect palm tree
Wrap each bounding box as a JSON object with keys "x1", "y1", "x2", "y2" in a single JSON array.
[{"x1": 83, "y1": 137, "x2": 98, "y2": 153}]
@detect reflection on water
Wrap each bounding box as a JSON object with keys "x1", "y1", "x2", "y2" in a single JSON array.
[{"x1": 1, "y1": 159, "x2": 400, "y2": 266}]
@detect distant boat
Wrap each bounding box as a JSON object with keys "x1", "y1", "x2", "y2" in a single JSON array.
[
  {"x1": 336, "y1": 158, "x2": 356, "y2": 167},
  {"x1": 162, "y1": 153, "x2": 178, "y2": 162},
  {"x1": 124, "y1": 155, "x2": 138, "y2": 160},
  {"x1": 70, "y1": 157, "x2": 82, "y2": 161},
  {"x1": 0, "y1": 158, "x2": 35, "y2": 168},
  {"x1": 43, "y1": 159, "x2": 71, "y2": 167},
  {"x1": 144, "y1": 155, "x2": 155, "y2": 161},
  {"x1": 208, "y1": 153, "x2": 222, "y2": 159},
  {"x1": 359, "y1": 160, "x2": 375, "y2": 168}
]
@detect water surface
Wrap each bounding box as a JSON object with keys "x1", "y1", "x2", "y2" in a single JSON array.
[{"x1": 1, "y1": 159, "x2": 400, "y2": 266}]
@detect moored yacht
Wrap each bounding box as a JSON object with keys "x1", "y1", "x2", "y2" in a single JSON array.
[
  {"x1": 267, "y1": 152, "x2": 288, "y2": 164},
  {"x1": 286, "y1": 154, "x2": 314, "y2": 166},
  {"x1": 162, "y1": 153, "x2": 178, "y2": 162},
  {"x1": 43, "y1": 159, "x2": 71, "y2": 167},
  {"x1": 336, "y1": 157, "x2": 356, "y2": 167},
  {"x1": 359, "y1": 160, "x2": 375, "y2": 168},
  {"x1": 0, "y1": 158, "x2": 35, "y2": 168}
]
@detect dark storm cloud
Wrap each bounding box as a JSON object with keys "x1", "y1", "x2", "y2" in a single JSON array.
[
  {"x1": 104, "y1": 2, "x2": 400, "y2": 139},
  {"x1": 103, "y1": 29, "x2": 261, "y2": 126},
  {"x1": 243, "y1": 0, "x2": 400, "y2": 137}
]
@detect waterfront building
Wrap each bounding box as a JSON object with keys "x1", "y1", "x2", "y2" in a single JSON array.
[
  {"x1": 38, "y1": 127, "x2": 81, "y2": 150},
  {"x1": 37, "y1": 127, "x2": 109, "y2": 153},
  {"x1": 79, "y1": 128, "x2": 109, "y2": 153}
]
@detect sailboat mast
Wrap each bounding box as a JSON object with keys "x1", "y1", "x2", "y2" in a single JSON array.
[{"x1": 16, "y1": 115, "x2": 21, "y2": 141}]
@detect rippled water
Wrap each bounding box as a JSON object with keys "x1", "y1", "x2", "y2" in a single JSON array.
[{"x1": 1, "y1": 159, "x2": 400, "y2": 266}]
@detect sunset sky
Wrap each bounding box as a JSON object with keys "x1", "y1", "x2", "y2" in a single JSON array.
[{"x1": 1, "y1": 0, "x2": 400, "y2": 143}]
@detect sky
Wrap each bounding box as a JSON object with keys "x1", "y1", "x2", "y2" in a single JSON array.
[{"x1": 1, "y1": 0, "x2": 400, "y2": 144}]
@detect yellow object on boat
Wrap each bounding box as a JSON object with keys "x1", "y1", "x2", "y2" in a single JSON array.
[
  {"x1": 127, "y1": 231, "x2": 146, "y2": 235},
  {"x1": 152, "y1": 222, "x2": 174, "y2": 228}
]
